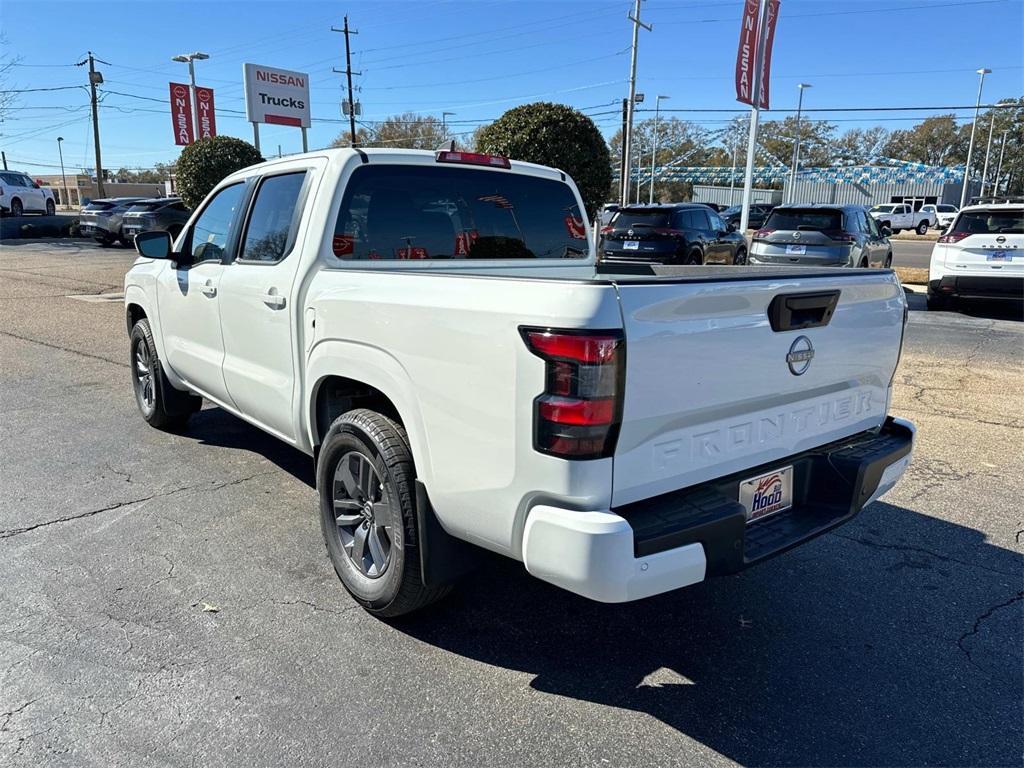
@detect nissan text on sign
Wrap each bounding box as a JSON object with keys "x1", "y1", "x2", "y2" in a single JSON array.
[{"x1": 243, "y1": 63, "x2": 311, "y2": 128}]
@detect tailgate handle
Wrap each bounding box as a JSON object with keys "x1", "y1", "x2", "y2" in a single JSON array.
[{"x1": 768, "y1": 290, "x2": 840, "y2": 332}]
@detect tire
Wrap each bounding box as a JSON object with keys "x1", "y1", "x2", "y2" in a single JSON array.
[
  {"x1": 317, "y1": 409, "x2": 452, "y2": 618},
  {"x1": 129, "y1": 318, "x2": 201, "y2": 430},
  {"x1": 45, "y1": 199, "x2": 55, "y2": 216},
  {"x1": 10, "y1": 198, "x2": 23, "y2": 217},
  {"x1": 96, "y1": 236, "x2": 114, "y2": 247},
  {"x1": 859, "y1": 257, "x2": 870, "y2": 268},
  {"x1": 926, "y1": 290, "x2": 950, "y2": 311},
  {"x1": 916, "y1": 220, "x2": 928, "y2": 235},
  {"x1": 687, "y1": 248, "x2": 704, "y2": 265},
  {"x1": 734, "y1": 247, "x2": 747, "y2": 266}
]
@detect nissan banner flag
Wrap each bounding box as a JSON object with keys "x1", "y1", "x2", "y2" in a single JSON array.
[
  {"x1": 169, "y1": 82, "x2": 194, "y2": 146},
  {"x1": 195, "y1": 86, "x2": 217, "y2": 140},
  {"x1": 734, "y1": 0, "x2": 780, "y2": 110}
]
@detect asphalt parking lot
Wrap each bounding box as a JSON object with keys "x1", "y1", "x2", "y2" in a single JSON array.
[{"x1": 1, "y1": 239, "x2": 1021, "y2": 767}]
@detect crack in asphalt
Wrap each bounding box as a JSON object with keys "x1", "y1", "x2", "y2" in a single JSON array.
[
  {"x1": 829, "y1": 531, "x2": 1019, "y2": 578},
  {"x1": 956, "y1": 591, "x2": 1024, "y2": 672},
  {"x1": 0, "y1": 329, "x2": 127, "y2": 369},
  {"x1": 0, "y1": 471, "x2": 280, "y2": 540}
]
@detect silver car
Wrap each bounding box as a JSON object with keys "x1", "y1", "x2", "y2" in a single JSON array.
[
  {"x1": 78, "y1": 197, "x2": 146, "y2": 246},
  {"x1": 749, "y1": 204, "x2": 892, "y2": 268}
]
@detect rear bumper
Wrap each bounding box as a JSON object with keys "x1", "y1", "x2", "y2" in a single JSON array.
[
  {"x1": 522, "y1": 417, "x2": 915, "y2": 603},
  {"x1": 929, "y1": 276, "x2": 1024, "y2": 301}
]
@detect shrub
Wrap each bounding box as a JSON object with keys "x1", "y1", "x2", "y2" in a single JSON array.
[
  {"x1": 175, "y1": 136, "x2": 263, "y2": 209},
  {"x1": 474, "y1": 102, "x2": 612, "y2": 218}
]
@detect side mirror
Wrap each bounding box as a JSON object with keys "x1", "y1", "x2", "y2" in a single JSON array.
[
  {"x1": 135, "y1": 230, "x2": 173, "y2": 259},
  {"x1": 880, "y1": 225, "x2": 892, "y2": 237}
]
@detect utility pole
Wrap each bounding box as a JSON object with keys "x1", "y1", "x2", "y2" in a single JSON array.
[
  {"x1": 993, "y1": 129, "x2": 1009, "y2": 196},
  {"x1": 77, "y1": 51, "x2": 109, "y2": 198},
  {"x1": 332, "y1": 17, "x2": 361, "y2": 147},
  {"x1": 621, "y1": 0, "x2": 651, "y2": 207},
  {"x1": 1, "y1": 151, "x2": 7, "y2": 171},
  {"x1": 787, "y1": 83, "x2": 811, "y2": 203},
  {"x1": 618, "y1": 98, "x2": 628, "y2": 203},
  {"x1": 739, "y1": 0, "x2": 770, "y2": 234},
  {"x1": 960, "y1": 67, "x2": 990, "y2": 208}
]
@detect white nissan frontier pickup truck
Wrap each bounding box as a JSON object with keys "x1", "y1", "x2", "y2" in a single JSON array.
[{"x1": 125, "y1": 148, "x2": 915, "y2": 617}]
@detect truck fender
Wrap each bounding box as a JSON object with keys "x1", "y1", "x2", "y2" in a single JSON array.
[
  {"x1": 123, "y1": 284, "x2": 186, "y2": 391},
  {"x1": 305, "y1": 339, "x2": 433, "y2": 486}
]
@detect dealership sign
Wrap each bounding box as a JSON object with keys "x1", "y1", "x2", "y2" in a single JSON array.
[
  {"x1": 195, "y1": 86, "x2": 217, "y2": 140},
  {"x1": 243, "y1": 63, "x2": 311, "y2": 128},
  {"x1": 734, "y1": 0, "x2": 779, "y2": 109},
  {"x1": 169, "y1": 82, "x2": 194, "y2": 146}
]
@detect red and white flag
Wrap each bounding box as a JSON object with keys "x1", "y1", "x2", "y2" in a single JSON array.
[
  {"x1": 195, "y1": 86, "x2": 217, "y2": 140},
  {"x1": 169, "y1": 82, "x2": 194, "y2": 146},
  {"x1": 734, "y1": 0, "x2": 780, "y2": 110}
]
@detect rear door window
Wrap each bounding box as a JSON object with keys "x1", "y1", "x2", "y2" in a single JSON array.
[
  {"x1": 951, "y1": 210, "x2": 1024, "y2": 235},
  {"x1": 333, "y1": 165, "x2": 587, "y2": 260},
  {"x1": 765, "y1": 208, "x2": 843, "y2": 231},
  {"x1": 240, "y1": 171, "x2": 307, "y2": 262}
]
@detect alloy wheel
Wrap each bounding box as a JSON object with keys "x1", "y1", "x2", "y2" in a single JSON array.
[
  {"x1": 133, "y1": 340, "x2": 155, "y2": 412},
  {"x1": 331, "y1": 451, "x2": 394, "y2": 578}
]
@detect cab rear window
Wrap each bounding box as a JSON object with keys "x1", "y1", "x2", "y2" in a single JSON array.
[
  {"x1": 951, "y1": 210, "x2": 1023, "y2": 235},
  {"x1": 332, "y1": 165, "x2": 588, "y2": 261},
  {"x1": 765, "y1": 209, "x2": 843, "y2": 231},
  {"x1": 610, "y1": 210, "x2": 671, "y2": 230}
]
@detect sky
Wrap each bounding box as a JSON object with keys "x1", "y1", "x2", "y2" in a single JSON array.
[{"x1": 2, "y1": 0, "x2": 1022, "y2": 175}]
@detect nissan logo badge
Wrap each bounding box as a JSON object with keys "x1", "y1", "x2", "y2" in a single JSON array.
[{"x1": 786, "y1": 335, "x2": 814, "y2": 376}]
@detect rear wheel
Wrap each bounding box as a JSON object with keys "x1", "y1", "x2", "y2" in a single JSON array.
[
  {"x1": 45, "y1": 199, "x2": 56, "y2": 216},
  {"x1": 129, "y1": 319, "x2": 201, "y2": 430},
  {"x1": 10, "y1": 199, "x2": 23, "y2": 217},
  {"x1": 915, "y1": 220, "x2": 928, "y2": 235},
  {"x1": 733, "y1": 247, "x2": 747, "y2": 266},
  {"x1": 317, "y1": 409, "x2": 452, "y2": 618},
  {"x1": 687, "y1": 248, "x2": 704, "y2": 265}
]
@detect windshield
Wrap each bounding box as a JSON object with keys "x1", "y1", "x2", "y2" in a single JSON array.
[
  {"x1": 765, "y1": 208, "x2": 843, "y2": 231},
  {"x1": 83, "y1": 201, "x2": 115, "y2": 211},
  {"x1": 610, "y1": 210, "x2": 672, "y2": 230},
  {"x1": 722, "y1": 205, "x2": 741, "y2": 216},
  {"x1": 937, "y1": 205, "x2": 957, "y2": 213},
  {"x1": 871, "y1": 205, "x2": 895, "y2": 213},
  {"x1": 333, "y1": 165, "x2": 588, "y2": 260},
  {"x1": 951, "y1": 210, "x2": 1024, "y2": 235}
]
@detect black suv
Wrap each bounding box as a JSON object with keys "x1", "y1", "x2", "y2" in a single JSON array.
[
  {"x1": 721, "y1": 203, "x2": 775, "y2": 230},
  {"x1": 598, "y1": 204, "x2": 748, "y2": 265}
]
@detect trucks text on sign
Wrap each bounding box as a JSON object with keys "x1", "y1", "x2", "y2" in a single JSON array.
[{"x1": 243, "y1": 63, "x2": 311, "y2": 128}]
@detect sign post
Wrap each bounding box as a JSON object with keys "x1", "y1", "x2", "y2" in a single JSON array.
[
  {"x1": 734, "y1": 0, "x2": 780, "y2": 233},
  {"x1": 243, "y1": 63, "x2": 311, "y2": 155}
]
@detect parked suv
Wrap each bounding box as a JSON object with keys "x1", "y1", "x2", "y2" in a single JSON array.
[
  {"x1": 750, "y1": 205, "x2": 892, "y2": 268},
  {"x1": 722, "y1": 203, "x2": 775, "y2": 230},
  {"x1": 0, "y1": 170, "x2": 56, "y2": 216},
  {"x1": 121, "y1": 198, "x2": 191, "y2": 243},
  {"x1": 78, "y1": 198, "x2": 145, "y2": 246},
  {"x1": 927, "y1": 200, "x2": 1023, "y2": 310},
  {"x1": 599, "y1": 204, "x2": 747, "y2": 265}
]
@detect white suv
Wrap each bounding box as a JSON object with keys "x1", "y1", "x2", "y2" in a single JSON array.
[
  {"x1": 927, "y1": 201, "x2": 1023, "y2": 310},
  {"x1": 0, "y1": 170, "x2": 56, "y2": 216}
]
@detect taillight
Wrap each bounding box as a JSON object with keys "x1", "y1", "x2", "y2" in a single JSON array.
[
  {"x1": 754, "y1": 227, "x2": 775, "y2": 239},
  {"x1": 435, "y1": 150, "x2": 511, "y2": 169},
  {"x1": 521, "y1": 327, "x2": 624, "y2": 459},
  {"x1": 938, "y1": 231, "x2": 970, "y2": 244},
  {"x1": 824, "y1": 230, "x2": 855, "y2": 243},
  {"x1": 600, "y1": 225, "x2": 614, "y2": 234}
]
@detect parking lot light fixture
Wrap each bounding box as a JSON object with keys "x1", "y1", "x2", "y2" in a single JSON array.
[
  {"x1": 649, "y1": 95, "x2": 669, "y2": 204},
  {"x1": 56, "y1": 137, "x2": 69, "y2": 210},
  {"x1": 960, "y1": 67, "x2": 991, "y2": 208},
  {"x1": 171, "y1": 52, "x2": 210, "y2": 140},
  {"x1": 787, "y1": 83, "x2": 812, "y2": 203}
]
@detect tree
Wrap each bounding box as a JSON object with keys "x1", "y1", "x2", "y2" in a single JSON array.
[
  {"x1": 0, "y1": 37, "x2": 19, "y2": 122},
  {"x1": 756, "y1": 116, "x2": 837, "y2": 168},
  {"x1": 113, "y1": 162, "x2": 176, "y2": 184},
  {"x1": 609, "y1": 117, "x2": 713, "y2": 203},
  {"x1": 474, "y1": 102, "x2": 612, "y2": 218},
  {"x1": 974, "y1": 97, "x2": 1023, "y2": 195},
  {"x1": 330, "y1": 113, "x2": 454, "y2": 150},
  {"x1": 832, "y1": 126, "x2": 890, "y2": 165},
  {"x1": 329, "y1": 127, "x2": 373, "y2": 148},
  {"x1": 175, "y1": 136, "x2": 262, "y2": 209},
  {"x1": 882, "y1": 115, "x2": 970, "y2": 166}
]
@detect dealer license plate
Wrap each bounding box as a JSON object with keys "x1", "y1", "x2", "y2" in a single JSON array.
[
  {"x1": 986, "y1": 252, "x2": 1011, "y2": 261},
  {"x1": 739, "y1": 466, "x2": 793, "y2": 523},
  {"x1": 623, "y1": 240, "x2": 639, "y2": 250},
  {"x1": 785, "y1": 244, "x2": 806, "y2": 255}
]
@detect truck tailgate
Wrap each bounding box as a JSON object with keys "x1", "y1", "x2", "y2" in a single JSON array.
[{"x1": 610, "y1": 271, "x2": 905, "y2": 507}]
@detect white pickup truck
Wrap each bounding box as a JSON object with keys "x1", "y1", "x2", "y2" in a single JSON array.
[
  {"x1": 125, "y1": 148, "x2": 915, "y2": 617},
  {"x1": 869, "y1": 203, "x2": 936, "y2": 235}
]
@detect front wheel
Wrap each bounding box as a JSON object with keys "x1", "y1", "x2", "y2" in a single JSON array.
[
  {"x1": 129, "y1": 319, "x2": 201, "y2": 430},
  {"x1": 10, "y1": 199, "x2": 23, "y2": 217},
  {"x1": 45, "y1": 199, "x2": 56, "y2": 216},
  {"x1": 317, "y1": 409, "x2": 451, "y2": 618},
  {"x1": 733, "y1": 247, "x2": 748, "y2": 266},
  {"x1": 916, "y1": 221, "x2": 928, "y2": 235}
]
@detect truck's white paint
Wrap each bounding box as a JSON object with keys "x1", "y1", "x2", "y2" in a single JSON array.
[
  {"x1": 126, "y1": 148, "x2": 914, "y2": 602},
  {"x1": 869, "y1": 203, "x2": 936, "y2": 232}
]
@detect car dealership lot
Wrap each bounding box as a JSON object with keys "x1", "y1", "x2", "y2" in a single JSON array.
[{"x1": 1, "y1": 239, "x2": 1020, "y2": 767}]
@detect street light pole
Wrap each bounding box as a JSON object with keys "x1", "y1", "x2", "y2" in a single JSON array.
[
  {"x1": 621, "y1": 0, "x2": 651, "y2": 207},
  {"x1": 960, "y1": 67, "x2": 991, "y2": 208},
  {"x1": 649, "y1": 95, "x2": 668, "y2": 204},
  {"x1": 787, "y1": 83, "x2": 811, "y2": 203},
  {"x1": 56, "y1": 137, "x2": 68, "y2": 210},
  {"x1": 442, "y1": 111, "x2": 455, "y2": 144},
  {"x1": 980, "y1": 110, "x2": 997, "y2": 196},
  {"x1": 172, "y1": 52, "x2": 209, "y2": 141}
]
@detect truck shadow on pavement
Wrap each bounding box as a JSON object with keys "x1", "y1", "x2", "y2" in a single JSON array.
[
  {"x1": 180, "y1": 407, "x2": 1022, "y2": 766},
  {"x1": 904, "y1": 288, "x2": 1023, "y2": 321},
  {"x1": 394, "y1": 503, "x2": 1022, "y2": 767}
]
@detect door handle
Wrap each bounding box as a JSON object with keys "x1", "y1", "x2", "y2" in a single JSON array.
[
  {"x1": 200, "y1": 280, "x2": 217, "y2": 298},
  {"x1": 262, "y1": 290, "x2": 286, "y2": 309}
]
